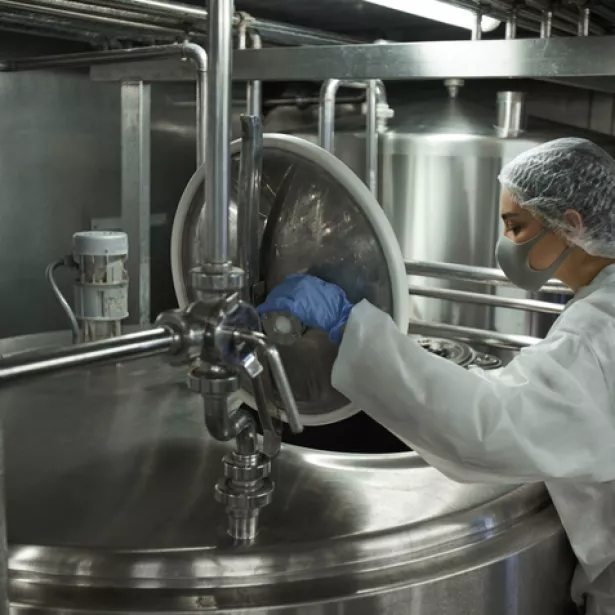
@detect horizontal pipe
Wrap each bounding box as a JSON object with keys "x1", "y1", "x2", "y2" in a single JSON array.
[
  {"x1": 0, "y1": 0, "x2": 186, "y2": 36},
  {"x1": 8, "y1": 0, "x2": 363, "y2": 45},
  {"x1": 4, "y1": 42, "x2": 183, "y2": 70},
  {"x1": 2, "y1": 0, "x2": 180, "y2": 26},
  {"x1": 0, "y1": 9, "x2": 108, "y2": 41},
  {"x1": 0, "y1": 327, "x2": 176, "y2": 384},
  {"x1": 409, "y1": 320, "x2": 539, "y2": 351},
  {"x1": 405, "y1": 260, "x2": 572, "y2": 295},
  {"x1": 407, "y1": 284, "x2": 564, "y2": 314}
]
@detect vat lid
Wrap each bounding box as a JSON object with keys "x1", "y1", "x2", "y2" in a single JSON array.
[{"x1": 170, "y1": 134, "x2": 409, "y2": 426}]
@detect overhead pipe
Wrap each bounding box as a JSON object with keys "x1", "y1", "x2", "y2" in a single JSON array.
[
  {"x1": 0, "y1": 0, "x2": 187, "y2": 37},
  {"x1": 0, "y1": 9, "x2": 108, "y2": 42},
  {"x1": 23, "y1": 0, "x2": 364, "y2": 45}
]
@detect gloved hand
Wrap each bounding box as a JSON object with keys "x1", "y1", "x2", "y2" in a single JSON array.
[{"x1": 257, "y1": 274, "x2": 353, "y2": 345}]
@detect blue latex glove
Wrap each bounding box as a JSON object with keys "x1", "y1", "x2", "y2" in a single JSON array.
[{"x1": 257, "y1": 274, "x2": 353, "y2": 345}]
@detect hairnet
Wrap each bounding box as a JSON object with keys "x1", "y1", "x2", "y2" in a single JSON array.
[{"x1": 498, "y1": 137, "x2": 615, "y2": 258}]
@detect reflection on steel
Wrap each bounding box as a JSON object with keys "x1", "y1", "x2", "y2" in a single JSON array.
[
  {"x1": 237, "y1": 115, "x2": 263, "y2": 299},
  {"x1": 410, "y1": 319, "x2": 539, "y2": 351},
  {"x1": 232, "y1": 36, "x2": 615, "y2": 82},
  {"x1": 0, "y1": 327, "x2": 177, "y2": 384},
  {"x1": 318, "y1": 79, "x2": 386, "y2": 195},
  {"x1": 405, "y1": 260, "x2": 572, "y2": 295},
  {"x1": 408, "y1": 284, "x2": 564, "y2": 315}
]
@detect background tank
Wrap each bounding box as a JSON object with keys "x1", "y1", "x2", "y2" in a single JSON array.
[
  {"x1": 265, "y1": 84, "x2": 615, "y2": 338},
  {"x1": 1, "y1": 330, "x2": 576, "y2": 614}
]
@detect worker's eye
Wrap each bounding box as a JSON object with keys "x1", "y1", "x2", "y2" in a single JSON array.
[{"x1": 507, "y1": 225, "x2": 523, "y2": 236}]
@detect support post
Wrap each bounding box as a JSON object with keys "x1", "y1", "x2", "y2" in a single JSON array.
[{"x1": 121, "y1": 81, "x2": 151, "y2": 325}]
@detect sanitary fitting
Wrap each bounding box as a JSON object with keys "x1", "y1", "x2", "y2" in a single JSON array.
[
  {"x1": 155, "y1": 305, "x2": 206, "y2": 366},
  {"x1": 190, "y1": 264, "x2": 245, "y2": 294},
  {"x1": 215, "y1": 448, "x2": 274, "y2": 541}
]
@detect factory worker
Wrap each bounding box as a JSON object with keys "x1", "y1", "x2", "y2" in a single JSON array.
[{"x1": 257, "y1": 138, "x2": 615, "y2": 615}]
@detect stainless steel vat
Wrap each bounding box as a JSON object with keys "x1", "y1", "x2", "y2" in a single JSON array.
[
  {"x1": 1, "y1": 330, "x2": 576, "y2": 614},
  {"x1": 264, "y1": 88, "x2": 614, "y2": 339}
]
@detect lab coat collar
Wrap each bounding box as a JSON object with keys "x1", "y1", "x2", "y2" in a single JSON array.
[{"x1": 567, "y1": 263, "x2": 615, "y2": 306}]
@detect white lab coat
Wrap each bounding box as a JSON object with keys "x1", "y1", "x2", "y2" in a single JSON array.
[{"x1": 332, "y1": 264, "x2": 615, "y2": 615}]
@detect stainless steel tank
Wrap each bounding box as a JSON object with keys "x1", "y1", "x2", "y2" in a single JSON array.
[
  {"x1": 1, "y1": 330, "x2": 576, "y2": 614},
  {"x1": 264, "y1": 85, "x2": 614, "y2": 338}
]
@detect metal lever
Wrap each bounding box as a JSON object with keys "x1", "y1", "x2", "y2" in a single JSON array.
[{"x1": 232, "y1": 329, "x2": 303, "y2": 435}]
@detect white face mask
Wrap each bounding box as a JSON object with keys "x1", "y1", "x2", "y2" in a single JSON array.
[{"x1": 496, "y1": 230, "x2": 573, "y2": 292}]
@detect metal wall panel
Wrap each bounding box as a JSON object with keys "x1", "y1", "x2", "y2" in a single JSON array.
[{"x1": 0, "y1": 68, "x2": 121, "y2": 338}]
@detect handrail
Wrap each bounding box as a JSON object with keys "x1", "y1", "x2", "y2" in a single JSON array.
[{"x1": 406, "y1": 260, "x2": 572, "y2": 295}]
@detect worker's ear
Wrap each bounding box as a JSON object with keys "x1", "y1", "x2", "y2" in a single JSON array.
[{"x1": 564, "y1": 209, "x2": 584, "y2": 233}]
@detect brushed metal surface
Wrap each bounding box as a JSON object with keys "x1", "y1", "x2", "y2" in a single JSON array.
[{"x1": 0, "y1": 331, "x2": 576, "y2": 614}]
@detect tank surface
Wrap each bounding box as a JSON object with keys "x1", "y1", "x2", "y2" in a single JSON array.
[{"x1": 1, "y1": 332, "x2": 576, "y2": 614}]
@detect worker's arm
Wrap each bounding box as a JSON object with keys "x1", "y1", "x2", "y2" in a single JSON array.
[{"x1": 332, "y1": 300, "x2": 615, "y2": 484}]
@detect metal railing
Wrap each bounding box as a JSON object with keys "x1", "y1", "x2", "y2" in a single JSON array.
[{"x1": 406, "y1": 260, "x2": 570, "y2": 351}]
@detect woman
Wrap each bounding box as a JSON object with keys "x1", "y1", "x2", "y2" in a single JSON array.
[{"x1": 257, "y1": 137, "x2": 615, "y2": 615}]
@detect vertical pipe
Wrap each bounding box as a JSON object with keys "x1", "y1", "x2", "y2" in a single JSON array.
[
  {"x1": 318, "y1": 79, "x2": 341, "y2": 153},
  {"x1": 496, "y1": 91, "x2": 526, "y2": 138},
  {"x1": 366, "y1": 79, "x2": 378, "y2": 196},
  {"x1": 205, "y1": 0, "x2": 233, "y2": 267},
  {"x1": 195, "y1": 69, "x2": 205, "y2": 167},
  {"x1": 472, "y1": 7, "x2": 482, "y2": 41},
  {"x1": 505, "y1": 8, "x2": 518, "y2": 39},
  {"x1": 182, "y1": 43, "x2": 207, "y2": 169},
  {"x1": 578, "y1": 7, "x2": 590, "y2": 36},
  {"x1": 247, "y1": 32, "x2": 262, "y2": 118},
  {"x1": 237, "y1": 115, "x2": 263, "y2": 297},
  {"x1": 541, "y1": 10, "x2": 553, "y2": 38},
  {"x1": 121, "y1": 81, "x2": 151, "y2": 325}
]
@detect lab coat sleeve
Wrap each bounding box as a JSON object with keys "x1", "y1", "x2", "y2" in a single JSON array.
[{"x1": 331, "y1": 300, "x2": 615, "y2": 484}]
